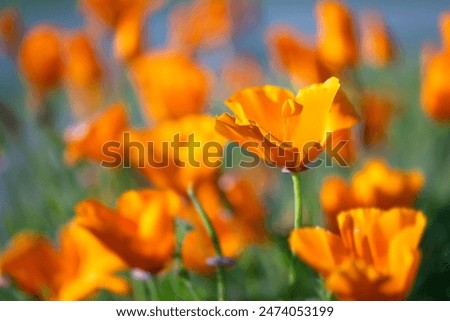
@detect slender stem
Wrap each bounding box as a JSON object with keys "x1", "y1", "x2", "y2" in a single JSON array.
[
  {"x1": 187, "y1": 184, "x2": 226, "y2": 301},
  {"x1": 131, "y1": 278, "x2": 147, "y2": 301},
  {"x1": 146, "y1": 276, "x2": 160, "y2": 301},
  {"x1": 289, "y1": 172, "x2": 302, "y2": 288},
  {"x1": 291, "y1": 172, "x2": 302, "y2": 229}
]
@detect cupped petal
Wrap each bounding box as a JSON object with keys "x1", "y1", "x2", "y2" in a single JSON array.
[
  {"x1": 283, "y1": 77, "x2": 340, "y2": 152},
  {"x1": 336, "y1": 209, "x2": 377, "y2": 263},
  {"x1": 367, "y1": 208, "x2": 426, "y2": 271},
  {"x1": 225, "y1": 85, "x2": 294, "y2": 141}
]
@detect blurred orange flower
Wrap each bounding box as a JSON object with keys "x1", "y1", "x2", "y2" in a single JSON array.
[
  {"x1": 325, "y1": 128, "x2": 357, "y2": 166},
  {"x1": 321, "y1": 159, "x2": 424, "y2": 232},
  {"x1": 74, "y1": 189, "x2": 180, "y2": 273},
  {"x1": 168, "y1": 0, "x2": 232, "y2": 54},
  {"x1": 64, "y1": 32, "x2": 104, "y2": 119},
  {"x1": 290, "y1": 208, "x2": 426, "y2": 300},
  {"x1": 80, "y1": 0, "x2": 161, "y2": 27},
  {"x1": 80, "y1": 0, "x2": 131, "y2": 26},
  {"x1": 128, "y1": 114, "x2": 226, "y2": 194},
  {"x1": 181, "y1": 178, "x2": 266, "y2": 274},
  {"x1": 0, "y1": 225, "x2": 128, "y2": 300},
  {"x1": 361, "y1": 10, "x2": 397, "y2": 67},
  {"x1": 440, "y1": 12, "x2": 450, "y2": 51},
  {"x1": 113, "y1": 5, "x2": 147, "y2": 63},
  {"x1": 18, "y1": 24, "x2": 64, "y2": 93},
  {"x1": 221, "y1": 55, "x2": 264, "y2": 95},
  {"x1": 316, "y1": 0, "x2": 358, "y2": 72},
  {"x1": 266, "y1": 26, "x2": 331, "y2": 86},
  {"x1": 64, "y1": 103, "x2": 129, "y2": 165},
  {"x1": 130, "y1": 51, "x2": 211, "y2": 123},
  {"x1": 216, "y1": 77, "x2": 359, "y2": 172},
  {"x1": 0, "y1": 7, "x2": 22, "y2": 58},
  {"x1": 361, "y1": 92, "x2": 395, "y2": 146},
  {"x1": 421, "y1": 51, "x2": 450, "y2": 122}
]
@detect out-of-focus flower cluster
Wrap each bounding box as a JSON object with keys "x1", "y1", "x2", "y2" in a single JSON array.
[{"x1": 0, "y1": 0, "x2": 446, "y2": 301}]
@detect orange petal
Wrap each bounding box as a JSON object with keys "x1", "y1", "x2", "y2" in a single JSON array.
[
  {"x1": 289, "y1": 227, "x2": 348, "y2": 276},
  {"x1": 325, "y1": 259, "x2": 389, "y2": 300},
  {"x1": 1, "y1": 232, "x2": 61, "y2": 298},
  {"x1": 225, "y1": 85, "x2": 294, "y2": 141},
  {"x1": 283, "y1": 77, "x2": 340, "y2": 153}
]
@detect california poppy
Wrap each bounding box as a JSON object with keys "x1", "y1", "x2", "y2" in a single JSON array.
[
  {"x1": 127, "y1": 114, "x2": 226, "y2": 194},
  {"x1": 440, "y1": 12, "x2": 450, "y2": 51},
  {"x1": 64, "y1": 103, "x2": 129, "y2": 165},
  {"x1": 113, "y1": 5, "x2": 147, "y2": 63},
  {"x1": 130, "y1": 51, "x2": 211, "y2": 123},
  {"x1": 266, "y1": 26, "x2": 331, "y2": 86},
  {"x1": 221, "y1": 55, "x2": 264, "y2": 96},
  {"x1": 421, "y1": 51, "x2": 450, "y2": 122},
  {"x1": 420, "y1": 12, "x2": 450, "y2": 122},
  {"x1": 320, "y1": 159, "x2": 424, "y2": 232},
  {"x1": 361, "y1": 10, "x2": 397, "y2": 67},
  {"x1": 216, "y1": 77, "x2": 359, "y2": 172},
  {"x1": 0, "y1": 7, "x2": 22, "y2": 58},
  {"x1": 168, "y1": 0, "x2": 232, "y2": 54},
  {"x1": 316, "y1": 0, "x2": 358, "y2": 72},
  {"x1": 18, "y1": 24, "x2": 64, "y2": 93},
  {"x1": 1, "y1": 224, "x2": 128, "y2": 300},
  {"x1": 64, "y1": 32, "x2": 104, "y2": 119},
  {"x1": 361, "y1": 92, "x2": 395, "y2": 146},
  {"x1": 79, "y1": 0, "x2": 157, "y2": 27},
  {"x1": 181, "y1": 178, "x2": 266, "y2": 275},
  {"x1": 290, "y1": 208, "x2": 426, "y2": 300},
  {"x1": 74, "y1": 189, "x2": 180, "y2": 273}
]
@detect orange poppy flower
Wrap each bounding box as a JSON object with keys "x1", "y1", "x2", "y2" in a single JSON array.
[
  {"x1": 0, "y1": 7, "x2": 22, "y2": 58},
  {"x1": 74, "y1": 189, "x2": 180, "y2": 273},
  {"x1": 181, "y1": 178, "x2": 266, "y2": 275},
  {"x1": 361, "y1": 10, "x2": 397, "y2": 67},
  {"x1": 320, "y1": 159, "x2": 424, "y2": 232},
  {"x1": 168, "y1": 0, "x2": 232, "y2": 54},
  {"x1": 290, "y1": 208, "x2": 426, "y2": 300},
  {"x1": 440, "y1": 12, "x2": 450, "y2": 51},
  {"x1": 266, "y1": 26, "x2": 331, "y2": 86},
  {"x1": 127, "y1": 114, "x2": 226, "y2": 194},
  {"x1": 130, "y1": 51, "x2": 212, "y2": 123},
  {"x1": 113, "y1": 5, "x2": 147, "y2": 63},
  {"x1": 361, "y1": 92, "x2": 395, "y2": 146},
  {"x1": 215, "y1": 77, "x2": 359, "y2": 172},
  {"x1": 64, "y1": 103, "x2": 129, "y2": 165},
  {"x1": 221, "y1": 55, "x2": 264, "y2": 96},
  {"x1": 18, "y1": 24, "x2": 64, "y2": 93},
  {"x1": 80, "y1": 0, "x2": 129, "y2": 26},
  {"x1": 80, "y1": 0, "x2": 159, "y2": 27},
  {"x1": 421, "y1": 51, "x2": 450, "y2": 122},
  {"x1": 1, "y1": 224, "x2": 128, "y2": 300},
  {"x1": 64, "y1": 32, "x2": 104, "y2": 119},
  {"x1": 316, "y1": 0, "x2": 358, "y2": 72}
]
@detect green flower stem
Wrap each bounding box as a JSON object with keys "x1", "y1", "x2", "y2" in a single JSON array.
[
  {"x1": 292, "y1": 172, "x2": 303, "y2": 229},
  {"x1": 131, "y1": 277, "x2": 147, "y2": 301},
  {"x1": 188, "y1": 184, "x2": 226, "y2": 301},
  {"x1": 289, "y1": 172, "x2": 302, "y2": 287},
  {"x1": 146, "y1": 277, "x2": 160, "y2": 301}
]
